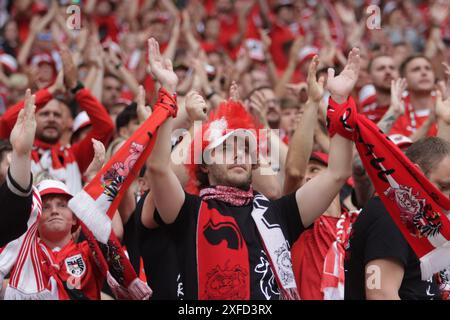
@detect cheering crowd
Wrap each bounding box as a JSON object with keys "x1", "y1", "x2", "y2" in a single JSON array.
[{"x1": 0, "y1": 0, "x2": 449, "y2": 300}]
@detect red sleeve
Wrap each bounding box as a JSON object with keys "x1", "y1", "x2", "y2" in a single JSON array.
[
  {"x1": 0, "y1": 89, "x2": 53, "y2": 139},
  {"x1": 71, "y1": 88, "x2": 114, "y2": 173}
]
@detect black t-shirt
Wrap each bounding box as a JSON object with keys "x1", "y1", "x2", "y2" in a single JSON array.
[
  {"x1": 344, "y1": 197, "x2": 441, "y2": 300},
  {"x1": 154, "y1": 192, "x2": 303, "y2": 300},
  {"x1": 122, "y1": 198, "x2": 141, "y2": 275},
  {"x1": 135, "y1": 192, "x2": 183, "y2": 300},
  {"x1": 0, "y1": 169, "x2": 32, "y2": 248}
]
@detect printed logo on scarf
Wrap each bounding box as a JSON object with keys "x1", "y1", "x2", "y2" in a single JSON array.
[
  {"x1": 65, "y1": 254, "x2": 86, "y2": 278},
  {"x1": 204, "y1": 262, "x2": 248, "y2": 299},
  {"x1": 385, "y1": 185, "x2": 442, "y2": 237}
]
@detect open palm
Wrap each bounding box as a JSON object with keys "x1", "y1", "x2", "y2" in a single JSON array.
[
  {"x1": 10, "y1": 89, "x2": 36, "y2": 156},
  {"x1": 436, "y1": 90, "x2": 450, "y2": 124},
  {"x1": 326, "y1": 48, "x2": 360, "y2": 103},
  {"x1": 148, "y1": 38, "x2": 178, "y2": 91}
]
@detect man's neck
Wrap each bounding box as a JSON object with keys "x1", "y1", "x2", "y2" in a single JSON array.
[
  {"x1": 42, "y1": 234, "x2": 72, "y2": 251},
  {"x1": 409, "y1": 90, "x2": 433, "y2": 111},
  {"x1": 375, "y1": 89, "x2": 391, "y2": 106}
]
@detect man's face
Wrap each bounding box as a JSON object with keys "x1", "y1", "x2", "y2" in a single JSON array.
[
  {"x1": 206, "y1": 137, "x2": 254, "y2": 190},
  {"x1": 370, "y1": 56, "x2": 398, "y2": 91},
  {"x1": 36, "y1": 63, "x2": 55, "y2": 88},
  {"x1": 428, "y1": 155, "x2": 450, "y2": 198},
  {"x1": 35, "y1": 100, "x2": 64, "y2": 144},
  {"x1": 149, "y1": 21, "x2": 168, "y2": 43},
  {"x1": 280, "y1": 107, "x2": 300, "y2": 136},
  {"x1": 38, "y1": 195, "x2": 76, "y2": 241},
  {"x1": 0, "y1": 151, "x2": 11, "y2": 184},
  {"x1": 276, "y1": 6, "x2": 295, "y2": 24},
  {"x1": 102, "y1": 76, "x2": 122, "y2": 109},
  {"x1": 216, "y1": 0, "x2": 233, "y2": 13},
  {"x1": 405, "y1": 57, "x2": 435, "y2": 93},
  {"x1": 250, "y1": 69, "x2": 270, "y2": 88},
  {"x1": 205, "y1": 18, "x2": 220, "y2": 40},
  {"x1": 303, "y1": 160, "x2": 327, "y2": 184}
]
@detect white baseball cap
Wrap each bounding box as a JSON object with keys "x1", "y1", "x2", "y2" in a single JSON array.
[{"x1": 37, "y1": 179, "x2": 73, "y2": 198}]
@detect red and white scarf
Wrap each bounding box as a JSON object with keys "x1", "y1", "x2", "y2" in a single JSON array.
[
  {"x1": 321, "y1": 209, "x2": 359, "y2": 300},
  {"x1": 31, "y1": 140, "x2": 82, "y2": 195},
  {"x1": 197, "y1": 186, "x2": 300, "y2": 300},
  {"x1": 68, "y1": 88, "x2": 177, "y2": 299},
  {"x1": 327, "y1": 96, "x2": 450, "y2": 280},
  {"x1": 0, "y1": 188, "x2": 59, "y2": 299}
]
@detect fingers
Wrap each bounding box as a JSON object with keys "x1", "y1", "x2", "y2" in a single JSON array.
[
  {"x1": 327, "y1": 68, "x2": 335, "y2": 82},
  {"x1": 307, "y1": 55, "x2": 319, "y2": 83},
  {"x1": 136, "y1": 85, "x2": 151, "y2": 122},
  {"x1": 163, "y1": 58, "x2": 173, "y2": 71},
  {"x1": 148, "y1": 38, "x2": 158, "y2": 66},
  {"x1": 347, "y1": 47, "x2": 361, "y2": 72},
  {"x1": 436, "y1": 87, "x2": 443, "y2": 104},
  {"x1": 137, "y1": 85, "x2": 145, "y2": 107},
  {"x1": 249, "y1": 90, "x2": 266, "y2": 108},
  {"x1": 229, "y1": 81, "x2": 240, "y2": 101},
  {"x1": 23, "y1": 89, "x2": 36, "y2": 120},
  {"x1": 91, "y1": 138, "x2": 106, "y2": 164}
]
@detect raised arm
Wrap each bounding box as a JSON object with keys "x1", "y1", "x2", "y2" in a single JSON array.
[
  {"x1": 9, "y1": 90, "x2": 35, "y2": 189},
  {"x1": 146, "y1": 38, "x2": 185, "y2": 225},
  {"x1": 284, "y1": 55, "x2": 324, "y2": 195},
  {"x1": 435, "y1": 89, "x2": 450, "y2": 143},
  {"x1": 57, "y1": 47, "x2": 114, "y2": 173},
  {"x1": 295, "y1": 48, "x2": 359, "y2": 227},
  {"x1": 0, "y1": 90, "x2": 36, "y2": 247}
]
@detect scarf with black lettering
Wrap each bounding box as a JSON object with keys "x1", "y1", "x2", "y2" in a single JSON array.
[
  {"x1": 68, "y1": 88, "x2": 177, "y2": 299},
  {"x1": 197, "y1": 187, "x2": 299, "y2": 300},
  {"x1": 327, "y1": 96, "x2": 450, "y2": 280}
]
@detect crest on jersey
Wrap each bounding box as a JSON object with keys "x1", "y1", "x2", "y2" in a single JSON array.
[{"x1": 65, "y1": 254, "x2": 86, "y2": 278}]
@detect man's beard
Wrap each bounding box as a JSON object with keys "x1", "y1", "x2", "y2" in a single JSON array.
[
  {"x1": 374, "y1": 84, "x2": 391, "y2": 95},
  {"x1": 208, "y1": 166, "x2": 252, "y2": 191},
  {"x1": 37, "y1": 132, "x2": 60, "y2": 144}
]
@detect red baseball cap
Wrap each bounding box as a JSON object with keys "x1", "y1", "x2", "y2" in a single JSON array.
[{"x1": 310, "y1": 151, "x2": 329, "y2": 166}]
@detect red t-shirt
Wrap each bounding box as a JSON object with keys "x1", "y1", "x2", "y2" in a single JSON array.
[
  {"x1": 41, "y1": 240, "x2": 104, "y2": 300},
  {"x1": 389, "y1": 110, "x2": 437, "y2": 137},
  {"x1": 358, "y1": 95, "x2": 389, "y2": 123},
  {"x1": 389, "y1": 96, "x2": 437, "y2": 137},
  {"x1": 291, "y1": 215, "x2": 339, "y2": 300}
]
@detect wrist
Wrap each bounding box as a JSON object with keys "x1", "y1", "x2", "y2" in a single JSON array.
[{"x1": 305, "y1": 99, "x2": 320, "y2": 107}]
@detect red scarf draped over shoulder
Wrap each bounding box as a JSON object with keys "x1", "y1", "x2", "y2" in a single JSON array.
[{"x1": 327, "y1": 96, "x2": 450, "y2": 280}]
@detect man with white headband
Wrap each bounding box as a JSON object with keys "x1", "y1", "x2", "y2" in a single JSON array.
[{"x1": 144, "y1": 38, "x2": 359, "y2": 300}]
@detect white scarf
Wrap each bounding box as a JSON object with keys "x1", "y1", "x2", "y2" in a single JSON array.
[
  {"x1": 251, "y1": 194, "x2": 300, "y2": 300},
  {"x1": 0, "y1": 187, "x2": 59, "y2": 300}
]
